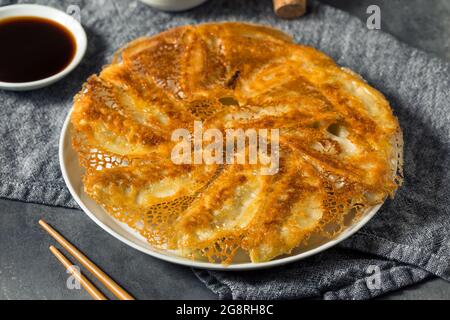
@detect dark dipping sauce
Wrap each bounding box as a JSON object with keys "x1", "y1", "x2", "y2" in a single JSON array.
[{"x1": 0, "y1": 16, "x2": 76, "y2": 83}]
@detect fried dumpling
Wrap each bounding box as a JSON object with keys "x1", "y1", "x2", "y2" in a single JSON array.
[{"x1": 71, "y1": 22, "x2": 403, "y2": 264}]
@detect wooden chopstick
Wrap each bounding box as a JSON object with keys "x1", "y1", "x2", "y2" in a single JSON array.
[
  {"x1": 49, "y1": 245, "x2": 107, "y2": 300},
  {"x1": 39, "y1": 219, "x2": 134, "y2": 300}
]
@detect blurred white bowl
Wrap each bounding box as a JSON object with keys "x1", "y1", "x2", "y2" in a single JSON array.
[
  {"x1": 139, "y1": 0, "x2": 208, "y2": 12},
  {"x1": 0, "y1": 4, "x2": 87, "y2": 91}
]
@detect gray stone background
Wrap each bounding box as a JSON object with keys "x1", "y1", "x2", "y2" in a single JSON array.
[{"x1": 0, "y1": 0, "x2": 449, "y2": 299}]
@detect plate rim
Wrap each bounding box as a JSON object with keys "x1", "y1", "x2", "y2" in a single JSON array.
[{"x1": 59, "y1": 110, "x2": 382, "y2": 270}]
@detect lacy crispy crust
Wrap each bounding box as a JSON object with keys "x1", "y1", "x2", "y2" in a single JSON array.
[{"x1": 71, "y1": 22, "x2": 403, "y2": 263}]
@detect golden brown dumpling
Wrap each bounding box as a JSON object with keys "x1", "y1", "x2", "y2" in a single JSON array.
[{"x1": 71, "y1": 22, "x2": 403, "y2": 263}]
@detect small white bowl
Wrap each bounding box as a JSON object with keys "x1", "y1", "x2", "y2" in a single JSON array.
[
  {"x1": 0, "y1": 4, "x2": 87, "y2": 91},
  {"x1": 139, "y1": 0, "x2": 208, "y2": 12}
]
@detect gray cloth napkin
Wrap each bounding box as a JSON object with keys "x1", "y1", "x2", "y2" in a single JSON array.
[{"x1": 0, "y1": 0, "x2": 449, "y2": 300}]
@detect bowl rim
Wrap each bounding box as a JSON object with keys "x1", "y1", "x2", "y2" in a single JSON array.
[
  {"x1": 0, "y1": 4, "x2": 87, "y2": 90},
  {"x1": 59, "y1": 110, "x2": 383, "y2": 270}
]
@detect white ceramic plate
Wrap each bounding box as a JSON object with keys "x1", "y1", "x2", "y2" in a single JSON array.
[
  {"x1": 59, "y1": 111, "x2": 382, "y2": 270},
  {"x1": 0, "y1": 4, "x2": 87, "y2": 91}
]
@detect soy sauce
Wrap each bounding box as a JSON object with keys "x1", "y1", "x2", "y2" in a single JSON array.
[{"x1": 0, "y1": 16, "x2": 76, "y2": 83}]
